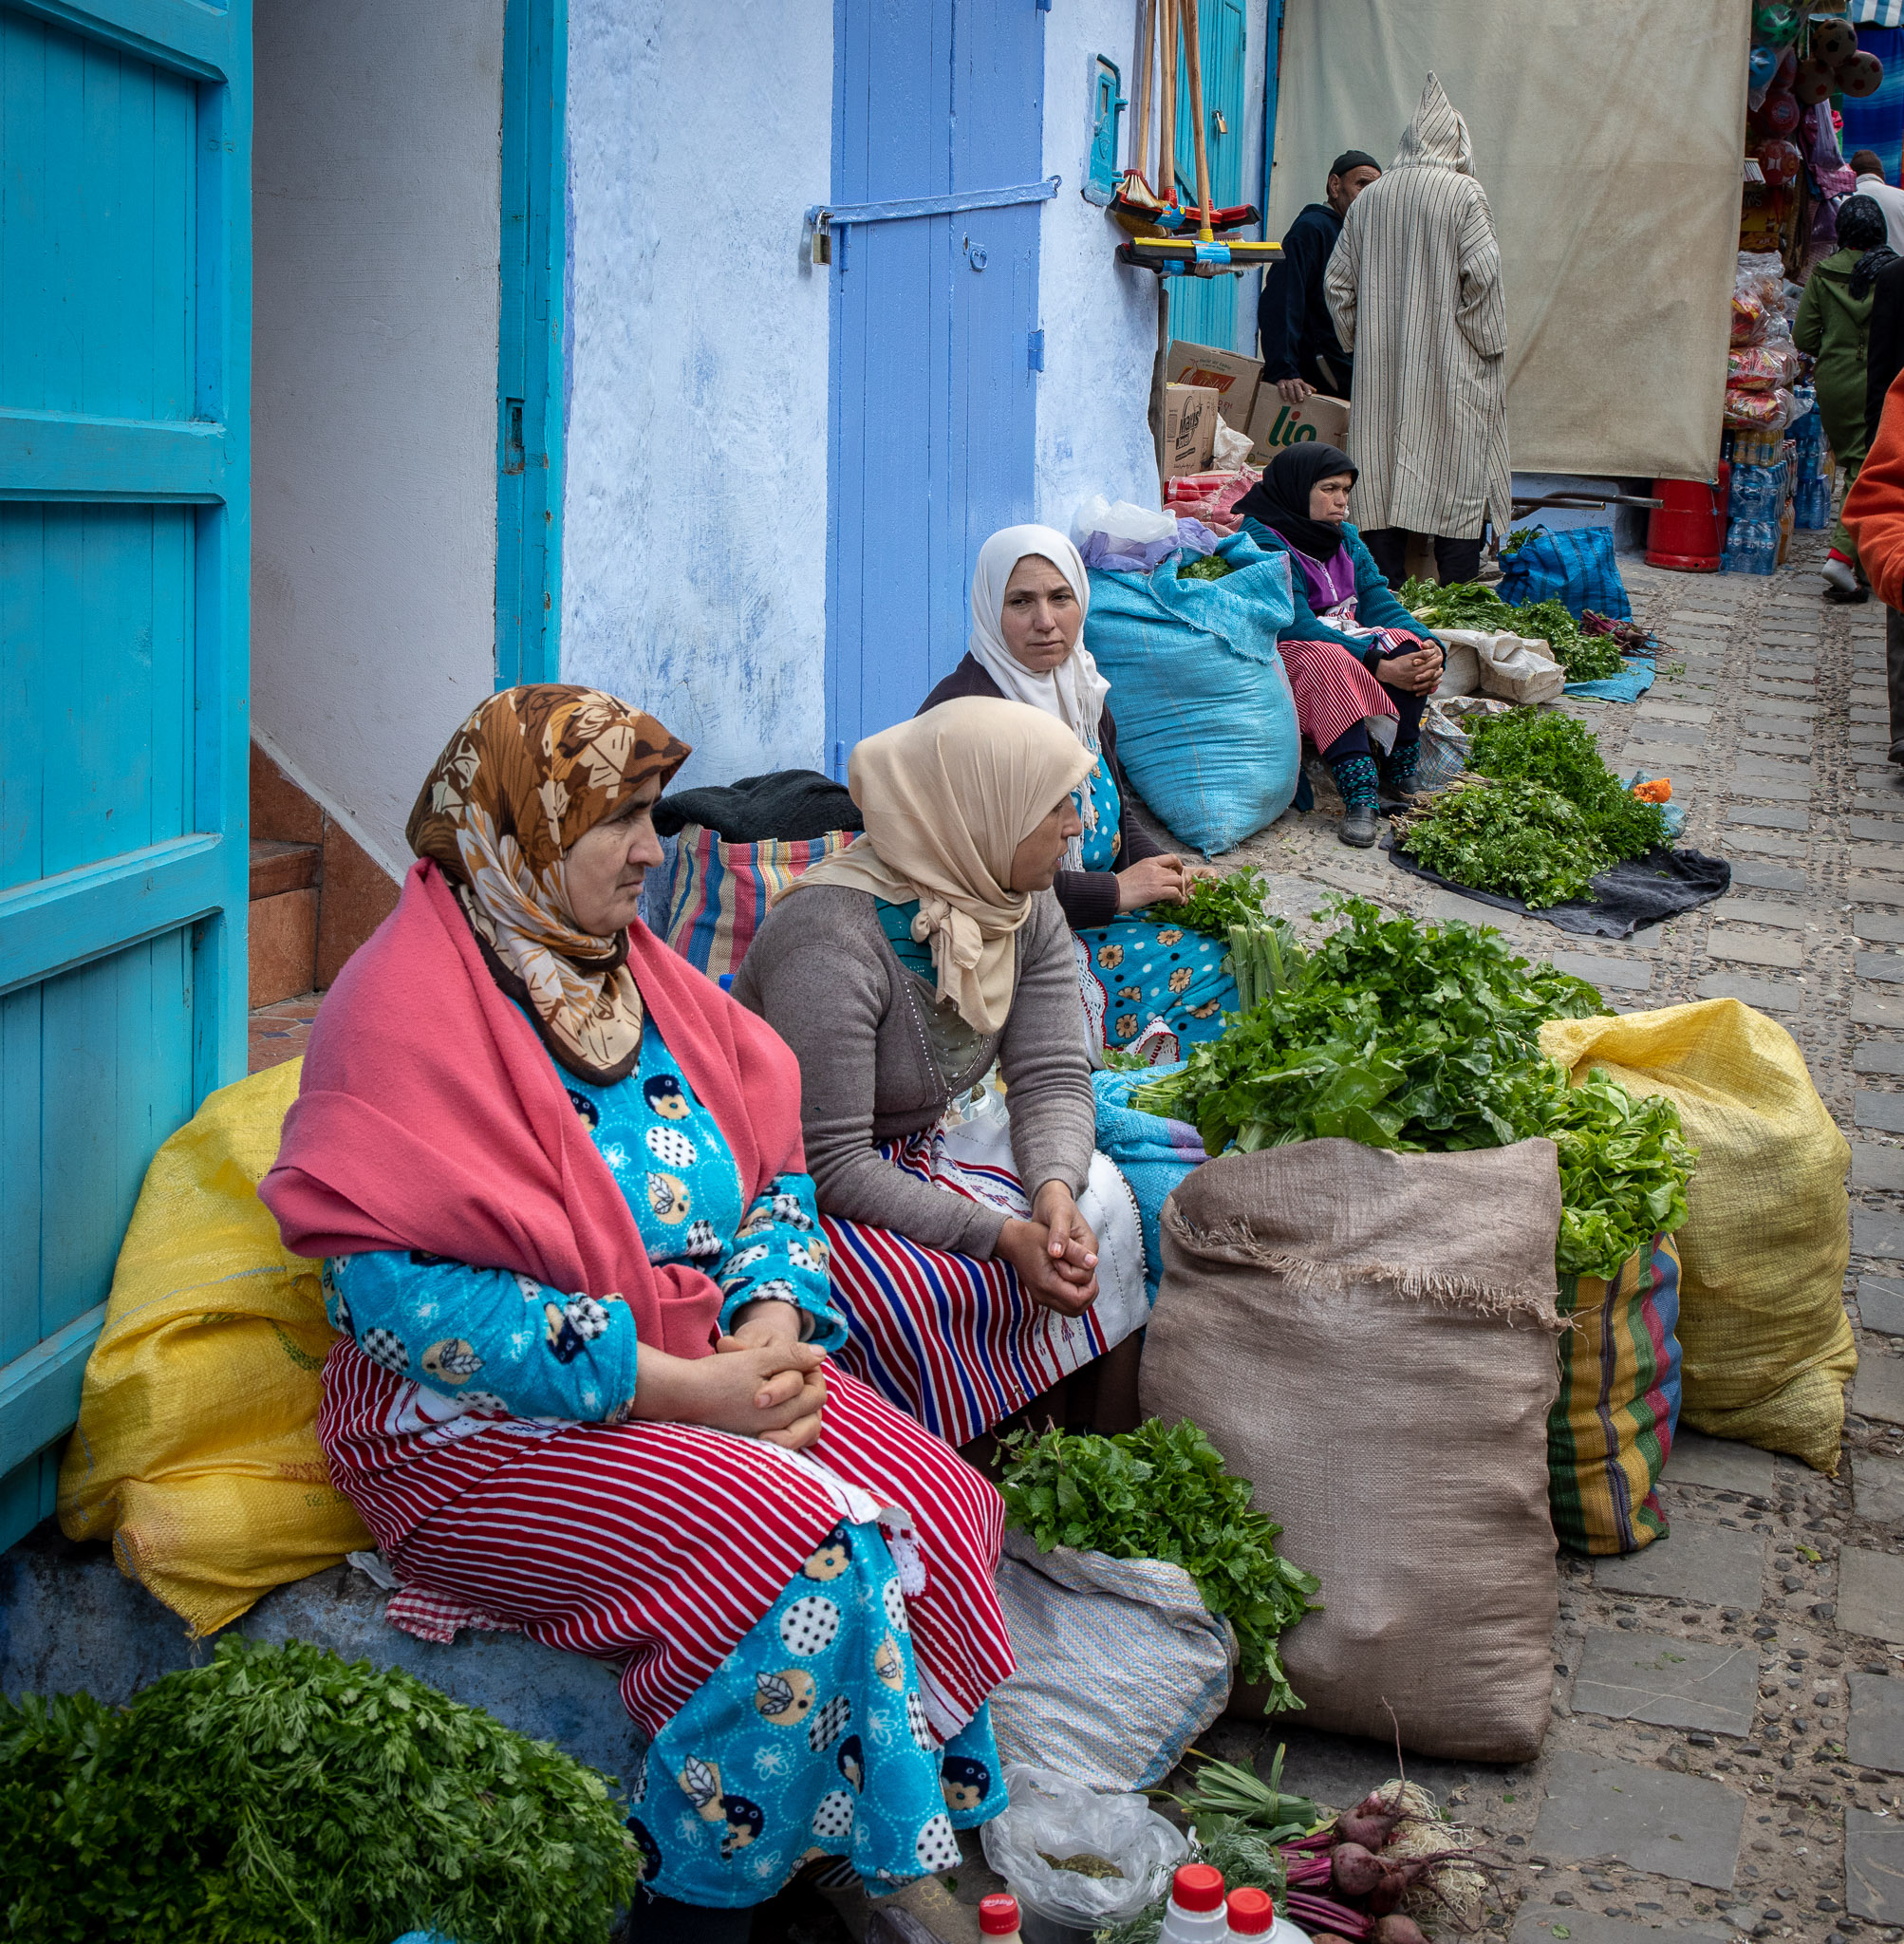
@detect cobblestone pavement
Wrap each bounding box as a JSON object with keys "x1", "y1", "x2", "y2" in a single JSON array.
[{"x1": 911, "y1": 534, "x2": 1904, "y2": 1944}]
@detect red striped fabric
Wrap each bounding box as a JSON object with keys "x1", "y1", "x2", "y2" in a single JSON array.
[
  {"x1": 821, "y1": 1135, "x2": 1111, "y2": 1446},
  {"x1": 318, "y1": 1340, "x2": 1014, "y2": 1736},
  {"x1": 1278, "y1": 632, "x2": 1422, "y2": 753}
]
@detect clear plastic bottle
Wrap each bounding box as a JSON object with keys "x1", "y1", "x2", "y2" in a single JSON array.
[
  {"x1": 978, "y1": 1893, "x2": 1022, "y2": 1944},
  {"x1": 1225, "y1": 1883, "x2": 1312, "y2": 1942},
  {"x1": 1158, "y1": 1863, "x2": 1230, "y2": 1944}
]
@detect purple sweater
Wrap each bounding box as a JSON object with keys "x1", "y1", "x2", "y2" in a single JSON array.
[{"x1": 919, "y1": 654, "x2": 1164, "y2": 929}]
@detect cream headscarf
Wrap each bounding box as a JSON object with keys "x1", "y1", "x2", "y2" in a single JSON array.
[
  {"x1": 782, "y1": 696, "x2": 1095, "y2": 1035},
  {"x1": 967, "y1": 525, "x2": 1111, "y2": 869}
]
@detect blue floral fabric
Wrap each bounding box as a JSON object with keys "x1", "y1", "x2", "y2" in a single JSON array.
[
  {"x1": 625, "y1": 1518, "x2": 1006, "y2": 1908},
  {"x1": 1073, "y1": 754, "x2": 1235, "y2": 1056},
  {"x1": 322, "y1": 1018, "x2": 845, "y2": 1424}
]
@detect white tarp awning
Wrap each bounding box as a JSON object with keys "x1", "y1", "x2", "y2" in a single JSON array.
[{"x1": 1266, "y1": 1, "x2": 1751, "y2": 481}]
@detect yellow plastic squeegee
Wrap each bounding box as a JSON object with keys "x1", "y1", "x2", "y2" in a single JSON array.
[{"x1": 1117, "y1": 235, "x2": 1281, "y2": 276}]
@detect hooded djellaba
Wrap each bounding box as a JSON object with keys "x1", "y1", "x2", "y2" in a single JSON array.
[{"x1": 1324, "y1": 73, "x2": 1513, "y2": 551}]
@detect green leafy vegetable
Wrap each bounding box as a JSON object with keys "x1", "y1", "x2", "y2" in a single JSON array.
[
  {"x1": 1466, "y1": 707, "x2": 1671, "y2": 862},
  {"x1": 1395, "y1": 579, "x2": 1627, "y2": 680},
  {"x1": 1396, "y1": 778, "x2": 1611, "y2": 907},
  {"x1": 1131, "y1": 899, "x2": 1692, "y2": 1277},
  {"x1": 997, "y1": 1418, "x2": 1322, "y2": 1713},
  {"x1": 1502, "y1": 525, "x2": 1540, "y2": 553},
  {"x1": 0, "y1": 1637, "x2": 642, "y2": 1944},
  {"x1": 1177, "y1": 552, "x2": 1235, "y2": 581},
  {"x1": 1148, "y1": 865, "x2": 1271, "y2": 936}
]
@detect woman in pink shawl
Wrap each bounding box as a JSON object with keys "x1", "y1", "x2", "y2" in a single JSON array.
[{"x1": 261, "y1": 686, "x2": 1014, "y2": 1939}]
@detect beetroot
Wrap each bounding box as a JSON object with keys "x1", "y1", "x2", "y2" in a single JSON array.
[
  {"x1": 1334, "y1": 1809, "x2": 1397, "y2": 1851},
  {"x1": 1371, "y1": 1918, "x2": 1429, "y2": 1944},
  {"x1": 1331, "y1": 1841, "x2": 1386, "y2": 1898}
]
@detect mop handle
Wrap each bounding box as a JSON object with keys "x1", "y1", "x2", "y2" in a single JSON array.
[
  {"x1": 1130, "y1": 0, "x2": 1154, "y2": 187},
  {"x1": 1182, "y1": 0, "x2": 1215, "y2": 239}
]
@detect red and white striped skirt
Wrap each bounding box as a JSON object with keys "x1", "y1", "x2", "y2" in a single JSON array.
[
  {"x1": 1279, "y1": 628, "x2": 1427, "y2": 752},
  {"x1": 317, "y1": 1340, "x2": 1014, "y2": 1738}
]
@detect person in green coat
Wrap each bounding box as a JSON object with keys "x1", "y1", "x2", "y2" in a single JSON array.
[{"x1": 1797, "y1": 195, "x2": 1895, "y2": 602}]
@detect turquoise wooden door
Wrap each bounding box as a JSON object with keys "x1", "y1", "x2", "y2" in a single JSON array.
[
  {"x1": 1167, "y1": 0, "x2": 1248, "y2": 350},
  {"x1": 0, "y1": 0, "x2": 251, "y2": 1550}
]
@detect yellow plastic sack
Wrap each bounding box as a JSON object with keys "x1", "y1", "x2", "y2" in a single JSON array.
[
  {"x1": 57, "y1": 1058, "x2": 370, "y2": 1635},
  {"x1": 1540, "y1": 999, "x2": 1855, "y2": 1474}
]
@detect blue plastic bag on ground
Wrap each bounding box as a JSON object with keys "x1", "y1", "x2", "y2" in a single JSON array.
[
  {"x1": 1498, "y1": 524, "x2": 1633, "y2": 621},
  {"x1": 1092, "y1": 1065, "x2": 1206, "y2": 1300},
  {"x1": 1084, "y1": 533, "x2": 1299, "y2": 855}
]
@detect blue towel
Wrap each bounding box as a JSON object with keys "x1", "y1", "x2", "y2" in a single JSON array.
[
  {"x1": 1564, "y1": 651, "x2": 1656, "y2": 704},
  {"x1": 1843, "y1": 25, "x2": 1904, "y2": 188},
  {"x1": 1092, "y1": 1065, "x2": 1207, "y2": 1299}
]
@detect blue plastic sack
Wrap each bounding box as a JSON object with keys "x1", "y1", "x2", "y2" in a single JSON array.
[
  {"x1": 1092, "y1": 1065, "x2": 1206, "y2": 1301},
  {"x1": 1083, "y1": 533, "x2": 1299, "y2": 855},
  {"x1": 1498, "y1": 524, "x2": 1633, "y2": 621}
]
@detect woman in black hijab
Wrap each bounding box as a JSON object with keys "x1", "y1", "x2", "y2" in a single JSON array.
[{"x1": 1236, "y1": 445, "x2": 1446, "y2": 847}]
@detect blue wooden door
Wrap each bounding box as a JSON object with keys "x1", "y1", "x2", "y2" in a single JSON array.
[
  {"x1": 0, "y1": 0, "x2": 251, "y2": 1550},
  {"x1": 1167, "y1": 0, "x2": 1248, "y2": 350},
  {"x1": 826, "y1": 0, "x2": 1047, "y2": 771}
]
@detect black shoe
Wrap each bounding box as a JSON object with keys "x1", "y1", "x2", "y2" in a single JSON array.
[
  {"x1": 1891, "y1": 739, "x2": 1904, "y2": 768},
  {"x1": 1824, "y1": 584, "x2": 1871, "y2": 605},
  {"x1": 1339, "y1": 805, "x2": 1382, "y2": 848},
  {"x1": 1377, "y1": 778, "x2": 1419, "y2": 810}
]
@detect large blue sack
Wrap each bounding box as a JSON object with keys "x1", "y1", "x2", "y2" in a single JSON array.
[
  {"x1": 1083, "y1": 532, "x2": 1299, "y2": 855},
  {"x1": 1498, "y1": 523, "x2": 1633, "y2": 621}
]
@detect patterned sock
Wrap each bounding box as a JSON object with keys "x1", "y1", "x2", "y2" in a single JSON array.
[
  {"x1": 1381, "y1": 738, "x2": 1421, "y2": 788},
  {"x1": 1330, "y1": 752, "x2": 1380, "y2": 813}
]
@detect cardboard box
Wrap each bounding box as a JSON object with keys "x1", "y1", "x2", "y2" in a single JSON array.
[
  {"x1": 1166, "y1": 339, "x2": 1263, "y2": 433},
  {"x1": 1247, "y1": 387, "x2": 1350, "y2": 464},
  {"x1": 1162, "y1": 383, "x2": 1220, "y2": 479}
]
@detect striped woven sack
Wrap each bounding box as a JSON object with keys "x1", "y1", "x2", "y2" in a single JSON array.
[
  {"x1": 1548, "y1": 1231, "x2": 1684, "y2": 1557},
  {"x1": 661, "y1": 823, "x2": 854, "y2": 981}
]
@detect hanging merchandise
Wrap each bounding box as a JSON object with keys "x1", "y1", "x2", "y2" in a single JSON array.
[
  {"x1": 1842, "y1": 48, "x2": 1886, "y2": 95},
  {"x1": 1750, "y1": 43, "x2": 1781, "y2": 89},
  {"x1": 1757, "y1": 87, "x2": 1801, "y2": 135},
  {"x1": 1756, "y1": 136, "x2": 1802, "y2": 185},
  {"x1": 1796, "y1": 57, "x2": 1836, "y2": 104},
  {"x1": 1811, "y1": 16, "x2": 1858, "y2": 65}
]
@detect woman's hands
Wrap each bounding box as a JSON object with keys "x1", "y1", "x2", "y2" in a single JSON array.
[
  {"x1": 996, "y1": 1181, "x2": 1100, "y2": 1316},
  {"x1": 1374, "y1": 643, "x2": 1444, "y2": 696},
  {"x1": 1116, "y1": 852, "x2": 1188, "y2": 911},
  {"x1": 633, "y1": 1305, "x2": 828, "y2": 1451}
]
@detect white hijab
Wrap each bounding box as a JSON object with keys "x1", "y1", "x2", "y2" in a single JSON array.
[{"x1": 968, "y1": 525, "x2": 1111, "y2": 869}]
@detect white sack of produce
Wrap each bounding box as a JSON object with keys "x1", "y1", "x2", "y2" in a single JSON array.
[
  {"x1": 989, "y1": 1526, "x2": 1238, "y2": 1793},
  {"x1": 1142, "y1": 1139, "x2": 1566, "y2": 1764},
  {"x1": 1432, "y1": 626, "x2": 1565, "y2": 706}
]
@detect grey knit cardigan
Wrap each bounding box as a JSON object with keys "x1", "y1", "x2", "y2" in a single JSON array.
[{"x1": 731, "y1": 884, "x2": 1094, "y2": 1257}]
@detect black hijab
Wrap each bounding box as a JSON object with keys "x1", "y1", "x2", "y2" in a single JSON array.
[{"x1": 1235, "y1": 443, "x2": 1359, "y2": 562}]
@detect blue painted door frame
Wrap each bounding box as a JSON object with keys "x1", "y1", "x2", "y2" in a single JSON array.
[
  {"x1": 0, "y1": 0, "x2": 252, "y2": 1549},
  {"x1": 825, "y1": 0, "x2": 1047, "y2": 774},
  {"x1": 495, "y1": 0, "x2": 567, "y2": 689}
]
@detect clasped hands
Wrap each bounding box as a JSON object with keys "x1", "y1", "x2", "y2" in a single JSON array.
[
  {"x1": 1374, "y1": 642, "x2": 1444, "y2": 696},
  {"x1": 634, "y1": 1298, "x2": 828, "y2": 1451},
  {"x1": 996, "y1": 1179, "x2": 1100, "y2": 1318}
]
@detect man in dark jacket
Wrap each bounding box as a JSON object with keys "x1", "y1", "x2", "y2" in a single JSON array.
[{"x1": 1257, "y1": 150, "x2": 1382, "y2": 403}]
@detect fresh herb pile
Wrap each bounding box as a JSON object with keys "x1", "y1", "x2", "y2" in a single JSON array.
[
  {"x1": 998, "y1": 1417, "x2": 1322, "y2": 1714},
  {"x1": 0, "y1": 1637, "x2": 643, "y2": 1944},
  {"x1": 1393, "y1": 708, "x2": 1671, "y2": 907},
  {"x1": 1148, "y1": 864, "x2": 1271, "y2": 936},
  {"x1": 1177, "y1": 552, "x2": 1235, "y2": 582},
  {"x1": 1394, "y1": 577, "x2": 1627, "y2": 682},
  {"x1": 1131, "y1": 899, "x2": 1693, "y2": 1278}
]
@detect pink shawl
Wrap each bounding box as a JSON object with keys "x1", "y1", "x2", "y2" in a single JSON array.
[{"x1": 260, "y1": 860, "x2": 807, "y2": 1360}]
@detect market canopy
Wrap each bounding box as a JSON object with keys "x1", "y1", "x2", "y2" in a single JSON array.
[{"x1": 1266, "y1": 0, "x2": 1751, "y2": 482}]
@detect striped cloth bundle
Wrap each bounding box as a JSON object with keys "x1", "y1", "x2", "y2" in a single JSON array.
[
  {"x1": 661, "y1": 823, "x2": 854, "y2": 982},
  {"x1": 1547, "y1": 1232, "x2": 1684, "y2": 1556}
]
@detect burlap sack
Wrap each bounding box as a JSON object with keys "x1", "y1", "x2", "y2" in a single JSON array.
[{"x1": 1142, "y1": 1139, "x2": 1566, "y2": 1763}]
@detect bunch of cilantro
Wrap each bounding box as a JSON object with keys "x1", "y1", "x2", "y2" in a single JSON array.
[
  {"x1": 0, "y1": 1636, "x2": 643, "y2": 1944},
  {"x1": 998, "y1": 1417, "x2": 1322, "y2": 1714},
  {"x1": 1394, "y1": 579, "x2": 1625, "y2": 681},
  {"x1": 1148, "y1": 863, "x2": 1272, "y2": 937},
  {"x1": 1132, "y1": 899, "x2": 1693, "y2": 1278},
  {"x1": 1467, "y1": 707, "x2": 1670, "y2": 861}
]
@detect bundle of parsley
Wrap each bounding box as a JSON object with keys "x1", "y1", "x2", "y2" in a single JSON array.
[
  {"x1": 1148, "y1": 864, "x2": 1272, "y2": 936},
  {"x1": 1393, "y1": 707, "x2": 1670, "y2": 909},
  {"x1": 1132, "y1": 899, "x2": 1693, "y2": 1278},
  {"x1": 998, "y1": 1418, "x2": 1322, "y2": 1714},
  {"x1": 0, "y1": 1636, "x2": 643, "y2": 1944}
]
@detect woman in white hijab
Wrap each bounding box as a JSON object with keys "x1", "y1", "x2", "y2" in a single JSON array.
[
  {"x1": 920, "y1": 525, "x2": 1238, "y2": 1062},
  {"x1": 734, "y1": 696, "x2": 1149, "y2": 1451}
]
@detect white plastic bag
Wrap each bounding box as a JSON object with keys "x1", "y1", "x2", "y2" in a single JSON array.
[
  {"x1": 1434, "y1": 626, "x2": 1564, "y2": 706},
  {"x1": 980, "y1": 1764, "x2": 1189, "y2": 1928},
  {"x1": 1212, "y1": 420, "x2": 1255, "y2": 470},
  {"x1": 990, "y1": 1528, "x2": 1237, "y2": 1792},
  {"x1": 1073, "y1": 495, "x2": 1177, "y2": 548}
]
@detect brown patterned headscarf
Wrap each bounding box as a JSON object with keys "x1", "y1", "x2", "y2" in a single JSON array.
[{"x1": 406, "y1": 685, "x2": 690, "y2": 1084}]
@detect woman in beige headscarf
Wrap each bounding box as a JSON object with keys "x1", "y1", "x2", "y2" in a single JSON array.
[{"x1": 734, "y1": 696, "x2": 1150, "y2": 1451}]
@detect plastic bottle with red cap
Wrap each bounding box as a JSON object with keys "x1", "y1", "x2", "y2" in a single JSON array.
[
  {"x1": 1225, "y1": 1882, "x2": 1312, "y2": 1941},
  {"x1": 979, "y1": 1892, "x2": 1022, "y2": 1941},
  {"x1": 1158, "y1": 1863, "x2": 1231, "y2": 1943}
]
